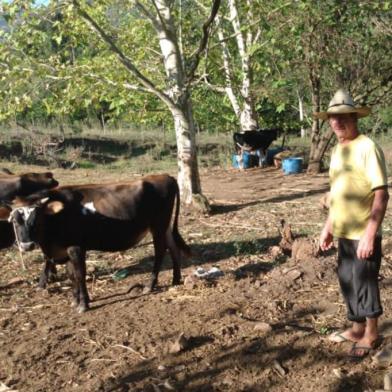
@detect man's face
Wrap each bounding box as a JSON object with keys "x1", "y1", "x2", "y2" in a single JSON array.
[{"x1": 328, "y1": 113, "x2": 358, "y2": 141}]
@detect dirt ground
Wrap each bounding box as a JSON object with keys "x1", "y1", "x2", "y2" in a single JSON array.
[{"x1": 1, "y1": 165, "x2": 392, "y2": 392}]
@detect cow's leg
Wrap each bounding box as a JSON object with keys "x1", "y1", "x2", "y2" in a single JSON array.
[
  {"x1": 37, "y1": 257, "x2": 57, "y2": 289},
  {"x1": 66, "y1": 260, "x2": 78, "y2": 308},
  {"x1": 67, "y1": 246, "x2": 89, "y2": 313},
  {"x1": 166, "y1": 229, "x2": 182, "y2": 286},
  {"x1": 147, "y1": 230, "x2": 167, "y2": 292}
]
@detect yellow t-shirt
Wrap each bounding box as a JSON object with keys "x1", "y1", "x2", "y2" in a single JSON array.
[{"x1": 329, "y1": 134, "x2": 388, "y2": 240}]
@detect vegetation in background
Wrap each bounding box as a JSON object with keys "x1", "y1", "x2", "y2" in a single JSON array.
[{"x1": 0, "y1": 0, "x2": 391, "y2": 176}]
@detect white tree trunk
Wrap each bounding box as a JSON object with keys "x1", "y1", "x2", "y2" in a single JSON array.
[
  {"x1": 155, "y1": 0, "x2": 202, "y2": 203},
  {"x1": 217, "y1": 21, "x2": 241, "y2": 119},
  {"x1": 227, "y1": 0, "x2": 258, "y2": 131},
  {"x1": 298, "y1": 92, "x2": 305, "y2": 138},
  {"x1": 76, "y1": 0, "x2": 220, "y2": 208},
  {"x1": 171, "y1": 100, "x2": 201, "y2": 204}
]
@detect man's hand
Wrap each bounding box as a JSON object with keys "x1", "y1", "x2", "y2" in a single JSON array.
[
  {"x1": 357, "y1": 233, "x2": 375, "y2": 260},
  {"x1": 319, "y1": 227, "x2": 334, "y2": 251}
]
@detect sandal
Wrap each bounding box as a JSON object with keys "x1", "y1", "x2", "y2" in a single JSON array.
[
  {"x1": 328, "y1": 331, "x2": 351, "y2": 343},
  {"x1": 348, "y1": 343, "x2": 372, "y2": 360}
]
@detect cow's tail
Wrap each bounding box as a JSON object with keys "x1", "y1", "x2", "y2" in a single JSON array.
[{"x1": 172, "y1": 181, "x2": 191, "y2": 257}]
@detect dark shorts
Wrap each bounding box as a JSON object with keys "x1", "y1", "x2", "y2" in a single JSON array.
[{"x1": 337, "y1": 237, "x2": 383, "y2": 322}]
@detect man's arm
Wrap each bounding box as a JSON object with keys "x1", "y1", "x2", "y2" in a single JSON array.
[
  {"x1": 320, "y1": 214, "x2": 334, "y2": 251},
  {"x1": 357, "y1": 186, "x2": 389, "y2": 260}
]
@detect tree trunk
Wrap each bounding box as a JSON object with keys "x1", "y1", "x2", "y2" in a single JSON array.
[
  {"x1": 170, "y1": 96, "x2": 203, "y2": 206},
  {"x1": 298, "y1": 92, "x2": 305, "y2": 138},
  {"x1": 228, "y1": 0, "x2": 258, "y2": 131},
  {"x1": 307, "y1": 76, "x2": 324, "y2": 174},
  {"x1": 154, "y1": 0, "x2": 208, "y2": 210}
]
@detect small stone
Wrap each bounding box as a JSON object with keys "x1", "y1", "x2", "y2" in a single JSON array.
[
  {"x1": 272, "y1": 360, "x2": 287, "y2": 377},
  {"x1": 254, "y1": 322, "x2": 272, "y2": 334},
  {"x1": 384, "y1": 371, "x2": 392, "y2": 391},
  {"x1": 286, "y1": 269, "x2": 302, "y2": 281},
  {"x1": 87, "y1": 265, "x2": 96, "y2": 273},
  {"x1": 183, "y1": 275, "x2": 197, "y2": 289},
  {"x1": 163, "y1": 379, "x2": 176, "y2": 390},
  {"x1": 0, "y1": 383, "x2": 18, "y2": 392},
  {"x1": 158, "y1": 365, "x2": 167, "y2": 372},
  {"x1": 169, "y1": 333, "x2": 189, "y2": 354},
  {"x1": 332, "y1": 368, "x2": 347, "y2": 379},
  {"x1": 254, "y1": 280, "x2": 262, "y2": 288},
  {"x1": 270, "y1": 246, "x2": 283, "y2": 258}
]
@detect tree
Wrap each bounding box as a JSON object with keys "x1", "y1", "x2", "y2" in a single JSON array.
[
  {"x1": 271, "y1": 1, "x2": 392, "y2": 172},
  {"x1": 0, "y1": 0, "x2": 221, "y2": 207}
]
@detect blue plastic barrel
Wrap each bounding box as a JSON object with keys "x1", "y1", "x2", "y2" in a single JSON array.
[
  {"x1": 232, "y1": 151, "x2": 258, "y2": 169},
  {"x1": 282, "y1": 157, "x2": 303, "y2": 174}
]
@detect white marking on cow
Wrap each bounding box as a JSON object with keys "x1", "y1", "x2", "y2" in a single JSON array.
[
  {"x1": 8, "y1": 206, "x2": 36, "y2": 223},
  {"x1": 82, "y1": 202, "x2": 97, "y2": 215}
]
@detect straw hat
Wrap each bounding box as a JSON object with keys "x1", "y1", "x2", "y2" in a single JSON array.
[{"x1": 313, "y1": 89, "x2": 371, "y2": 120}]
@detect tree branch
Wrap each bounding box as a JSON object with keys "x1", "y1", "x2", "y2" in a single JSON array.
[
  {"x1": 186, "y1": 0, "x2": 221, "y2": 85},
  {"x1": 72, "y1": 0, "x2": 174, "y2": 109}
]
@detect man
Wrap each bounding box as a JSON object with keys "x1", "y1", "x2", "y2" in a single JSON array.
[{"x1": 318, "y1": 89, "x2": 389, "y2": 359}]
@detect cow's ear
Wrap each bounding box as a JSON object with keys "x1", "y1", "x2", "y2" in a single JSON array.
[
  {"x1": 0, "y1": 207, "x2": 11, "y2": 221},
  {"x1": 44, "y1": 201, "x2": 64, "y2": 215}
]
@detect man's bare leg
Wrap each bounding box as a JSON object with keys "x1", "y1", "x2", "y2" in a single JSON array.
[
  {"x1": 350, "y1": 318, "x2": 379, "y2": 356},
  {"x1": 339, "y1": 321, "x2": 366, "y2": 342}
]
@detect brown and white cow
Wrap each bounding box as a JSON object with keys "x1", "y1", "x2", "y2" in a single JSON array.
[{"x1": 3, "y1": 174, "x2": 190, "y2": 313}]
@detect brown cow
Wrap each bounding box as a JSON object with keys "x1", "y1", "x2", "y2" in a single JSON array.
[{"x1": 3, "y1": 174, "x2": 190, "y2": 313}]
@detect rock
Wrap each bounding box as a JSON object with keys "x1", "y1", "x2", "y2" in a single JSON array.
[
  {"x1": 270, "y1": 246, "x2": 283, "y2": 259},
  {"x1": 286, "y1": 269, "x2": 302, "y2": 281},
  {"x1": 254, "y1": 280, "x2": 262, "y2": 288},
  {"x1": 183, "y1": 275, "x2": 197, "y2": 289},
  {"x1": 373, "y1": 345, "x2": 392, "y2": 367},
  {"x1": 332, "y1": 368, "x2": 347, "y2": 379},
  {"x1": 169, "y1": 333, "x2": 189, "y2": 354},
  {"x1": 0, "y1": 277, "x2": 25, "y2": 289},
  {"x1": 254, "y1": 322, "x2": 272, "y2": 334},
  {"x1": 385, "y1": 372, "x2": 392, "y2": 391},
  {"x1": 0, "y1": 383, "x2": 18, "y2": 392},
  {"x1": 272, "y1": 360, "x2": 287, "y2": 377},
  {"x1": 87, "y1": 265, "x2": 96, "y2": 273},
  {"x1": 158, "y1": 365, "x2": 167, "y2": 372},
  {"x1": 163, "y1": 379, "x2": 176, "y2": 390}
]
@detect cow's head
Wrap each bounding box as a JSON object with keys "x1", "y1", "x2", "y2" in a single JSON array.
[
  {"x1": 5, "y1": 198, "x2": 64, "y2": 252},
  {"x1": 19, "y1": 172, "x2": 59, "y2": 195}
]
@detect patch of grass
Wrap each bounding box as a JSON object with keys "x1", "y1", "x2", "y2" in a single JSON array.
[
  {"x1": 77, "y1": 161, "x2": 97, "y2": 169},
  {"x1": 318, "y1": 325, "x2": 332, "y2": 335}
]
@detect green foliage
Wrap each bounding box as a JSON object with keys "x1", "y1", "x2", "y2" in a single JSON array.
[{"x1": 0, "y1": 0, "x2": 391, "y2": 140}]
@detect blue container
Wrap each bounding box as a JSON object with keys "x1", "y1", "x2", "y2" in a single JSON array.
[
  {"x1": 232, "y1": 151, "x2": 258, "y2": 169},
  {"x1": 282, "y1": 157, "x2": 303, "y2": 174}
]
